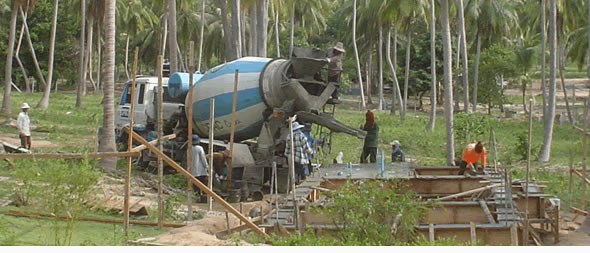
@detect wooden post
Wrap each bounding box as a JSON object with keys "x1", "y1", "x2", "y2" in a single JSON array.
[
  {"x1": 273, "y1": 161, "x2": 279, "y2": 221},
  {"x1": 208, "y1": 98, "x2": 215, "y2": 211},
  {"x1": 157, "y1": 55, "x2": 164, "y2": 229},
  {"x1": 124, "y1": 47, "x2": 139, "y2": 240},
  {"x1": 288, "y1": 116, "x2": 300, "y2": 234},
  {"x1": 225, "y1": 212, "x2": 230, "y2": 233},
  {"x1": 583, "y1": 98, "x2": 588, "y2": 210},
  {"x1": 127, "y1": 129, "x2": 268, "y2": 237},
  {"x1": 428, "y1": 223, "x2": 435, "y2": 243},
  {"x1": 187, "y1": 41, "x2": 194, "y2": 222},
  {"x1": 569, "y1": 149, "x2": 574, "y2": 206},
  {"x1": 239, "y1": 202, "x2": 243, "y2": 235},
  {"x1": 524, "y1": 99, "x2": 533, "y2": 246},
  {"x1": 553, "y1": 207, "x2": 560, "y2": 243},
  {"x1": 470, "y1": 222, "x2": 476, "y2": 245},
  {"x1": 226, "y1": 70, "x2": 239, "y2": 192},
  {"x1": 510, "y1": 224, "x2": 518, "y2": 246}
]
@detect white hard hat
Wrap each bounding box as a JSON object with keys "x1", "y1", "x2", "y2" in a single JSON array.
[
  {"x1": 21, "y1": 103, "x2": 30, "y2": 109},
  {"x1": 390, "y1": 140, "x2": 400, "y2": 146}
]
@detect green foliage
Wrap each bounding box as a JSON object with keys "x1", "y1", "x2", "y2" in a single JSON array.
[
  {"x1": 477, "y1": 44, "x2": 518, "y2": 110},
  {"x1": 512, "y1": 131, "x2": 539, "y2": 161},
  {"x1": 12, "y1": 158, "x2": 100, "y2": 245},
  {"x1": 453, "y1": 112, "x2": 492, "y2": 149}
]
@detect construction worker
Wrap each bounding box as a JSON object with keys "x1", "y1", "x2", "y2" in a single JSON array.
[
  {"x1": 190, "y1": 135, "x2": 209, "y2": 202},
  {"x1": 390, "y1": 140, "x2": 405, "y2": 162},
  {"x1": 360, "y1": 110, "x2": 378, "y2": 163},
  {"x1": 327, "y1": 42, "x2": 345, "y2": 104},
  {"x1": 17, "y1": 103, "x2": 31, "y2": 150},
  {"x1": 458, "y1": 141, "x2": 487, "y2": 176},
  {"x1": 302, "y1": 123, "x2": 322, "y2": 176},
  {"x1": 285, "y1": 121, "x2": 313, "y2": 184}
]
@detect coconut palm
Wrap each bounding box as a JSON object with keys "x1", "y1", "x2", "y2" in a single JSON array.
[
  {"x1": 352, "y1": 0, "x2": 366, "y2": 109},
  {"x1": 538, "y1": 0, "x2": 556, "y2": 162},
  {"x1": 168, "y1": 0, "x2": 178, "y2": 72},
  {"x1": 1, "y1": 0, "x2": 21, "y2": 114},
  {"x1": 441, "y1": 0, "x2": 455, "y2": 165},
  {"x1": 76, "y1": 0, "x2": 86, "y2": 108},
  {"x1": 457, "y1": 0, "x2": 469, "y2": 113},
  {"x1": 37, "y1": 0, "x2": 59, "y2": 109},
  {"x1": 99, "y1": 0, "x2": 117, "y2": 170},
  {"x1": 425, "y1": 0, "x2": 437, "y2": 131}
]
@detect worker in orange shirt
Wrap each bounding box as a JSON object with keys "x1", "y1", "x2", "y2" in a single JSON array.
[{"x1": 458, "y1": 141, "x2": 486, "y2": 176}]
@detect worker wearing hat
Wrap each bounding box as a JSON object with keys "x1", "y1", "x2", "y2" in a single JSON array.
[
  {"x1": 327, "y1": 42, "x2": 345, "y2": 104},
  {"x1": 190, "y1": 134, "x2": 209, "y2": 202},
  {"x1": 390, "y1": 140, "x2": 405, "y2": 162},
  {"x1": 17, "y1": 103, "x2": 31, "y2": 149},
  {"x1": 285, "y1": 121, "x2": 313, "y2": 184}
]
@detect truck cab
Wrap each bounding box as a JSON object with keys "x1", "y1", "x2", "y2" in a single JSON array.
[{"x1": 115, "y1": 76, "x2": 184, "y2": 150}]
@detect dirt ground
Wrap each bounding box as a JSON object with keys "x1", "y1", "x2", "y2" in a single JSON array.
[
  {"x1": 0, "y1": 132, "x2": 58, "y2": 149},
  {"x1": 552, "y1": 211, "x2": 590, "y2": 246}
]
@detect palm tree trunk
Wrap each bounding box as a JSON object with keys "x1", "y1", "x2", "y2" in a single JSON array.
[
  {"x1": 15, "y1": 11, "x2": 30, "y2": 93},
  {"x1": 386, "y1": 25, "x2": 403, "y2": 119},
  {"x1": 457, "y1": 0, "x2": 469, "y2": 113},
  {"x1": 86, "y1": 15, "x2": 95, "y2": 92},
  {"x1": 241, "y1": 12, "x2": 247, "y2": 57},
  {"x1": 541, "y1": 0, "x2": 547, "y2": 117},
  {"x1": 426, "y1": 0, "x2": 437, "y2": 131},
  {"x1": 231, "y1": 0, "x2": 242, "y2": 58},
  {"x1": 367, "y1": 56, "x2": 373, "y2": 105},
  {"x1": 587, "y1": 0, "x2": 590, "y2": 79},
  {"x1": 472, "y1": 29, "x2": 481, "y2": 112},
  {"x1": 1, "y1": 0, "x2": 18, "y2": 113},
  {"x1": 249, "y1": 5, "x2": 257, "y2": 56},
  {"x1": 256, "y1": 0, "x2": 269, "y2": 57},
  {"x1": 378, "y1": 25, "x2": 384, "y2": 111},
  {"x1": 20, "y1": 7, "x2": 47, "y2": 89},
  {"x1": 76, "y1": 0, "x2": 87, "y2": 108},
  {"x1": 403, "y1": 30, "x2": 411, "y2": 118},
  {"x1": 219, "y1": 0, "x2": 234, "y2": 61},
  {"x1": 288, "y1": 2, "x2": 294, "y2": 58},
  {"x1": 37, "y1": 0, "x2": 59, "y2": 109},
  {"x1": 538, "y1": 0, "x2": 556, "y2": 162},
  {"x1": 454, "y1": 34, "x2": 460, "y2": 111},
  {"x1": 96, "y1": 21, "x2": 102, "y2": 93},
  {"x1": 99, "y1": 0, "x2": 117, "y2": 171},
  {"x1": 441, "y1": 0, "x2": 455, "y2": 166},
  {"x1": 198, "y1": 0, "x2": 205, "y2": 71},
  {"x1": 273, "y1": 1, "x2": 280, "y2": 58},
  {"x1": 124, "y1": 35, "x2": 130, "y2": 80},
  {"x1": 168, "y1": 0, "x2": 178, "y2": 72},
  {"x1": 352, "y1": 0, "x2": 366, "y2": 109},
  {"x1": 393, "y1": 27, "x2": 398, "y2": 69}
]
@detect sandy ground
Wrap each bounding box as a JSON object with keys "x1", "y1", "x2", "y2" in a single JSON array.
[
  {"x1": 553, "y1": 211, "x2": 590, "y2": 246},
  {"x1": 0, "y1": 132, "x2": 58, "y2": 149}
]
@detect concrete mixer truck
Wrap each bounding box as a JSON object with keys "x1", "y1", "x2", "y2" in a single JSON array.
[{"x1": 115, "y1": 48, "x2": 366, "y2": 199}]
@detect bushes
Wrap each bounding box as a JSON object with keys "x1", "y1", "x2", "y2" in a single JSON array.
[{"x1": 12, "y1": 158, "x2": 100, "y2": 245}]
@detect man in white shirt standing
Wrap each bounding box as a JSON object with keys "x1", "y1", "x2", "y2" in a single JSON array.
[
  {"x1": 16, "y1": 103, "x2": 31, "y2": 150},
  {"x1": 190, "y1": 134, "x2": 209, "y2": 202}
]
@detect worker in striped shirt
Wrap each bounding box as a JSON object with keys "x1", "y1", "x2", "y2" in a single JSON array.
[
  {"x1": 285, "y1": 122, "x2": 314, "y2": 184},
  {"x1": 458, "y1": 141, "x2": 487, "y2": 176}
]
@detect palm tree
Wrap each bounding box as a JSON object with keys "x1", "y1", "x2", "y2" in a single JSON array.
[
  {"x1": 378, "y1": 25, "x2": 384, "y2": 110},
  {"x1": 76, "y1": 0, "x2": 86, "y2": 108},
  {"x1": 198, "y1": 0, "x2": 205, "y2": 71},
  {"x1": 457, "y1": 0, "x2": 469, "y2": 113},
  {"x1": 37, "y1": 0, "x2": 59, "y2": 109},
  {"x1": 352, "y1": 0, "x2": 366, "y2": 109},
  {"x1": 538, "y1": 0, "x2": 556, "y2": 162},
  {"x1": 1, "y1": 0, "x2": 20, "y2": 114},
  {"x1": 168, "y1": 0, "x2": 178, "y2": 72},
  {"x1": 514, "y1": 37, "x2": 537, "y2": 114},
  {"x1": 441, "y1": 0, "x2": 455, "y2": 165},
  {"x1": 256, "y1": 0, "x2": 269, "y2": 57},
  {"x1": 426, "y1": 0, "x2": 436, "y2": 131},
  {"x1": 231, "y1": 0, "x2": 242, "y2": 57},
  {"x1": 99, "y1": 0, "x2": 117, "y2": 170}
]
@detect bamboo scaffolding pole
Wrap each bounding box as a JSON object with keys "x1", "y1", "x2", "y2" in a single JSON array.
[
  {"x1": 157, "y1": 55, "x2": 164, "y2": 229},
  {"x1": 524, "y1": 99, "x2": 532, "y2": 245},
  {"x1": 187, "y1": 41, "x2": 194, "y2": 222},
  {"x1": 0, "y1": 152, "x2": 139, "y2": 159},
  {"x1": 131, "y1": 134, "x2": 175, "y2": 152},
  {"x1": 226, "y1": 70, "x2": 239, "y2": 192},
  {"x1": 124, "y1": 47, "x2": 139, "y2": 240},
  {"x1": 208, "y1": 98, "x2": 215, "y2": 211},
  {"x1": 125, "y1": 129, "x2": 267, "y2": 237},
  {"x1": 569, "y1": 149, "x2": 574, "y2": 205},
  {"x1": 583, "y1": 98, "x2": 588, "y2": 210},
  {"x1": 288, "y1": 116, "x2": 300, "y2": 233}
]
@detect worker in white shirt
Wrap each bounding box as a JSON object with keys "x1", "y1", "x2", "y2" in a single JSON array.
[
  {"x1": 190, "y1": 134, "x2": 209, "y2": 202},
  {"x1": 16, "y1": 103, "x2": 31, "y2": 149}
]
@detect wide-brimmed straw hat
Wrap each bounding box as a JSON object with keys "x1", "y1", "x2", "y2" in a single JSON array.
[
  {"x1": 21, "y1": 103, "x2": 30, "y2": 109},
  {"x1": 390, "y1": 140, "x2": 400, "y2": 146},
  {"x1": 333, "y1": 42, "x2": 345, "y2": 53}
]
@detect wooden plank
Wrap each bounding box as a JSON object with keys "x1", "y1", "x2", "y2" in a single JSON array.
[
  {"x1": 208, "y1": 98, "x2": 215, "y2": 211},
  {"x1": 186, "y1": 41, "x2": 194, "y2": 222},
  {"x1": 124, "y1": 46, "x2": 139, "y2": 241},
  {"x1": 429, "y1": 223, "x2": 435, "y2": 243},
  {"x1": 434, "y1": 183, "x2": 501, "y2": 201},
  {"x1": 0, "y1": 152, "x2": 139, "y2": 159},
  {"x1": 572, "y1": 169, "x2": 590, "y2": 186},
  {"x1": 127, "y1": 129, "x2": 268, "y2": 237},
  {"x1": 479, "y1": 200, "x2": 496, "y2": 224},
  {"x1": 8, "y1": 210, "x2": 185, "y2": 228},
  {"x1": 130, "y1": 134, "x2": 175, "y2": 152},
  {"x1": 571, "y1": 206, "x2": 588, "y2": 216}
]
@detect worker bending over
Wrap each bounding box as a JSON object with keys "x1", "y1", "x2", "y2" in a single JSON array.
[
  {"x1": 458, "y1": 141, "x2": 487, "y2": 176},
  {"x1": 390, "y1": 140, "x2": 405, "y2": 162}
]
